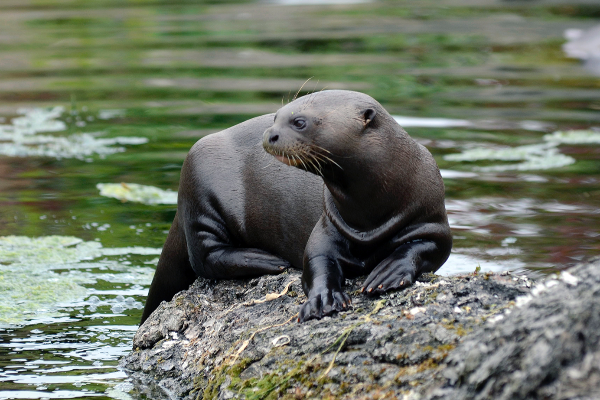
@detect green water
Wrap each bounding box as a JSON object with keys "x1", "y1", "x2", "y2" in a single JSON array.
[{"x1": 0, "y1": 0, "x2": 599, "y2": 398}]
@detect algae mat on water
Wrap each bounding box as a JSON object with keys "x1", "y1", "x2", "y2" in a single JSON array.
[
  {"x1": 97, "y1": 182, "x2": 178, "y2": 205},
  {"x1": 0, "y1": 235, "x2": 160, "y2": 326},
  {"x1": 0, "y1": 106, "x2": 147, "y2": 161},
  {"x1": 444, "y1": 129, "x2": 600, "y2": 172}
]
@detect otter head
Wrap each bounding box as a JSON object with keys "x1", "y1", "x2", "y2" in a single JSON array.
[{"x1": 262, "y1": 90, "x2": 381, "y2": 178}]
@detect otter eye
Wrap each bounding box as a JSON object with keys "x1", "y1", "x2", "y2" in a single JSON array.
[{"x1": 292, "y1": 118, "x2": 306, "y2": 130}]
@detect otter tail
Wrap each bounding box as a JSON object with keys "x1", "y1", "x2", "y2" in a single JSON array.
[{"x1": 140, "y1": 212, "x2": 197, "y2": 324}]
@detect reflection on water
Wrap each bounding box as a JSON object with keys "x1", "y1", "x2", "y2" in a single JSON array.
[
  {"x1": 393, "y1": 115, "x2": 473, "y2": 128},
  {"x1": 0, "y1": 324, "x2": 134, "y2": 400},
  {"x1": 0, "y1": 0, "x2": 599, "y2": 398},
  {"x1": 438, "y1": 252, "x2": 526, "y2": 276},
  {"x1": 271, "y1": 0, "x2": 372, "y2": 5}
]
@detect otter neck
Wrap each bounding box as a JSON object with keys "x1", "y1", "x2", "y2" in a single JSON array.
[
  {"x1": 323, "y1": 185, "x2": 410, "y2": 246},
  {"x1": 321, "y1": 129, "x2": 418, "y2": 241}
]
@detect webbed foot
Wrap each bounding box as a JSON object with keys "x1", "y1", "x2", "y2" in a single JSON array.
[{"x1": 298, "y1": 287, "x2": 352, "y2": 322}]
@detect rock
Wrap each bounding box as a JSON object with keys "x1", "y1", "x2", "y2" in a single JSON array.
[
  {"x1": 421, "y1": 259, "x2": 600, "y2": 400},
  {"x1": 120, "y1": 259, "x2": 600, "y2": 400}
]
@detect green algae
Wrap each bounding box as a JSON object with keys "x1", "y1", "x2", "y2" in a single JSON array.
[
  {"x1": 543, "y1": 129, "x2": 600, "y2": 145},
  {"x1": 0, "y1": 235, "x2": 98, "y2": 265},
  {"x1": 0, "y1": 235, "x2": 160, "y2": 326},
  {"x1": 0, "y1": 267, "x2": 89, "y2": 326},
  {"x1": 0, "y1": 106, "x2": 147, "y2": 161},
  {"x1": 0, "y1": 235, "x2": 161, "y2": 265},
  {"x1": 97, "y1": 182, "x2": 178, "y2": 205},
  {"x1": 233, "y1": 360, "x2": 318, "y2": 400},
  {"x1": 0, "y1": 132, "x2": 148, "y2": 160},
  {"x1": 443, "y1": 129, "x2": 600, "y2": 172}
]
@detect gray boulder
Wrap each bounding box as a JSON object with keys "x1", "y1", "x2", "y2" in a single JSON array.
[{"x1": 120, "y1": 259, "x2": 600, "y2": 400}]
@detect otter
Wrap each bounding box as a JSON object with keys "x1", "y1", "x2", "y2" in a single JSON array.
[{"x1": 141, "y1": 90, "x2": 452, "y2": 323}]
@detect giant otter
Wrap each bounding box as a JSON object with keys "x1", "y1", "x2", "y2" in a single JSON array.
[{"x1": 141, "y1": 90, "x2": 452, "y2": 323}]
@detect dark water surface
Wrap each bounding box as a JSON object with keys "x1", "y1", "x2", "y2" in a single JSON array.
[{"x1": 0, "y1": 0, "x2": 599, "y2": 398}]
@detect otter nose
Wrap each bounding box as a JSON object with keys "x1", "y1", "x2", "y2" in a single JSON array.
[{"x1": 268, "y1": 133, "x2": 279, "y2": 144}]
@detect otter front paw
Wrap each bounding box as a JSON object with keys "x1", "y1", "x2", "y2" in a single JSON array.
[
  {"x1": 298, "y1": 288, "x2": 352, "y2": 322},
  {"x1": 361, "y1": 263, "x2": 415, "y2": 296}
]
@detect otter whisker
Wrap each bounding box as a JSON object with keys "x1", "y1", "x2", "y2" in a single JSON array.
[
  {"x1": 304, "y1": 83, "x2": 324, "y2": 109},
  {"x1": 313, "y1": 152, "x2": 342, "y2": 171},
  {"x1": 305, "y1": 82, "x2": 320, "y2": 109},
  {"x1": 261, "y1": 150, "x2": 276, "y2": 169},
  {"x1": 300, "y1": 148, "x2": 314, "y2": 166},
  {"x1": 259, "y1": 141, "x2": 276, "y2": 166},
  {"x1": 287, "y1": 151, "x2": 302, "y2": 169},
  {"x1": 307, "y1": 153, "x2": 324, "y2": 177},
  {"x1": 312, "y1": 80, "x2": 320, "y2": 95},
  {"x1": 260, "y1": 151, "x2": 268, "y2": 162},
  {"x1": 311, "y1": 144, "x2": 333, "y2": 155},
  {"x1": 305, "y1": 155, "x2": 320, "y2": 175},
  {"x1": 312, "y1": 155, "x2": 330, "y2": 174},
  {"x1": 262, "y1": 159, "x2": 275, "y2": 169},
  {"x1": 296, "y1": 154, "x2": 309, "y2": 171},
  {"x1": 307, "y1": 144, "x2": 342, "y2": 170},
  {"x1": 291, "y1": 154, "x2": 299, "y2": 166},
  {"x1": 293, "y1": 77, "x2": 313, "y2": 102}
]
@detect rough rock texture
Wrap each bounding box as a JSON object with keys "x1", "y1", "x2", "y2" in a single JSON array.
[
  {"x1": 120, "y1": 259, "x2": 600, "y2": 400},
  {"x1": 422, "y1": 259, "x2": 600, "y2": 400}
]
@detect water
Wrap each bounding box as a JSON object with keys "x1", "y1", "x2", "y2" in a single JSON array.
[{"x1": 0, "y1": 0, "x2": 599, "y2": 398}]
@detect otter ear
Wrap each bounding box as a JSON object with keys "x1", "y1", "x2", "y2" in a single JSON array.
[{"x1": 361, "y1": 108, "x2": 377, "y2": 127}]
